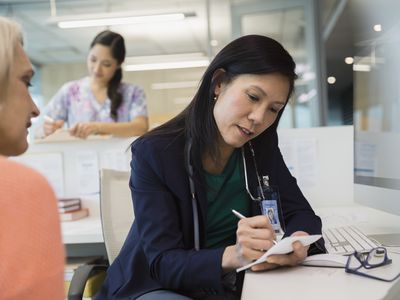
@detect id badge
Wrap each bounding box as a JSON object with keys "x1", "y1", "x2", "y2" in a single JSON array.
[{"x1": 258, "y1": 176, "x2": 284, "y2": 236}]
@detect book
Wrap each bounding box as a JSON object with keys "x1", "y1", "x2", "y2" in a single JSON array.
[
  {"x1": 58, "y1": 203, "x2": 81, "y2": 213},
  {"x1": 36, "y1": 128, "x2": 111, "y2": 143},
  {"x1": 60, "y1": 207, "x2": 89, "y2": 222},
  {"x1": 58, "y1": 197, "x2": 81, "y2": 208}
]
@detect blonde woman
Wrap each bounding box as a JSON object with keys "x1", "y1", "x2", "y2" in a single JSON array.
[{"x1": 0, "y1": 17, "x2": 64, "y2": 300}]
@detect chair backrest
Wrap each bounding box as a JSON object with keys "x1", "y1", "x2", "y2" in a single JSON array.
[{"x1": 100, "y1": 169, "x2": 134, "y2": 264}]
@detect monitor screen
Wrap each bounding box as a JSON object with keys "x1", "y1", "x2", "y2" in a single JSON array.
[{"x1": 353, "y1": 19, "x2": 400, "y2": 216}]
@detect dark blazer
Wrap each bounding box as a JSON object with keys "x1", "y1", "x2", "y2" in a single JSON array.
[{"x1": 97, "y1": 130, "x2": 325, "y2": 299}]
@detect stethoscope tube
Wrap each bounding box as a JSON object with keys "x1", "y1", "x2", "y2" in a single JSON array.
[{"x1": 186, "y1": 138, "x2": 200, "y2": 251}]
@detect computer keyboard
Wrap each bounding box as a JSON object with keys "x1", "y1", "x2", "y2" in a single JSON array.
[{"x1": 323, "y1": 225, "x2": 379, "y2": 255}]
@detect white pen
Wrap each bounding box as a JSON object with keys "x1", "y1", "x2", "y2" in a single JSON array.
[
  {"x1": 231, "y1": 209, "x2": 246, "y2": 219},
  {"x1": 231, "y1": 209, "x2": 278, "y2": 245}
]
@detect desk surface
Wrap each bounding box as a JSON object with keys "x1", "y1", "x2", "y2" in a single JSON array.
[
  {"x1": 242, "y1": 260, "x2": 400, "y2": 300},
  {"x1": 241, "y1": 205, "x2": 400, "y2": 300},
  {"x1": 61, "y1": 194, "x2": 104, "y2": 244},
  {"x1": 61, "y1": 214, "x2": 103, "y2": 244}
]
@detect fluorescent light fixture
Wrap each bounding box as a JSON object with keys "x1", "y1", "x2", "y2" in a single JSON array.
[
  {"x1": 297, "y1": 89, "x2": 316, "y2": 103},
  {"x1": 124, "y1": 53, "x2": 209, "y2": 72},
  {"x1": 210, "y1": 39, "x2": 219, "y2": 47},
  {"x1": 173, "y1": 97, "x2": 192, "y2": 105},
  {"x1": 353, "y1": 64, "x2": 371, "y2": 72},
  {"x1": 125, "y1": 60, "x2": 209, "y2": 71},
  {"x1": 151, "y1": 81, "x2": 199, "y2": 90},
  {"x1": 48, "y1": 11, "x2": 196, "y2": 29}
]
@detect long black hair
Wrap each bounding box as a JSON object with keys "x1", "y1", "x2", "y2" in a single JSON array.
[
  {"x1": 146, "y1": 34, "x2": 297, "y2": 176},
  {"x1": 90, "y1": 30, "x2": 126, "y2": 121}
]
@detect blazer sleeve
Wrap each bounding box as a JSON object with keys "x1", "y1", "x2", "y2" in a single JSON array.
[{"x1": 130, "y1": 139, "x2": 226, "y2": 292}]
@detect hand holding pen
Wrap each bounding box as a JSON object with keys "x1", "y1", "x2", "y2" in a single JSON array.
[
  {"x1": 43, "y1": 116, "x2": 64, "y2": 137},
  {"x1": 232, "y1": 209, "x2": 278, "y2": 246},
  {"x1": 222, "y1": 209, "x2": 285, "y2": 272},
  {"x1": 232, "y1": 209, "x2": 312, "y2": 272}
]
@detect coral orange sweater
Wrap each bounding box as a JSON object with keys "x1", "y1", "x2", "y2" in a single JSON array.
[{"x1": 0, "y1": 156, "x2": 65, "y2": 299}]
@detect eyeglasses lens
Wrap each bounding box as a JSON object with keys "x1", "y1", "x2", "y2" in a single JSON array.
[{"x1": 348, "y1": 254, "x2": 362, "y2": 269}]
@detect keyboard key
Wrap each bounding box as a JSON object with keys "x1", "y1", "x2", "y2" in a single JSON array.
[{"x1": 322, "y1": 225, "x2": 378, "y2": 255}]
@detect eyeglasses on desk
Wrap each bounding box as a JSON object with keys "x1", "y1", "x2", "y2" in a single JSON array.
[{"x1": 345, "y1": 247, "x2": 400, "y2": 282}]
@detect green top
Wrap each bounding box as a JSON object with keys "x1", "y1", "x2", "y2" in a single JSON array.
[{"x1": 204, "y1": 149, "x2": 251, "y2": 248}]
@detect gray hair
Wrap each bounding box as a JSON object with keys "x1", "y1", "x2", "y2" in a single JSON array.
[{"x1": 0, "y1": 17, "x2": 23, "y2": 93}]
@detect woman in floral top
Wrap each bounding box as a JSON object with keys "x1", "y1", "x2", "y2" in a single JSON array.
[{"x1": 39, "y1": 30, "x2": 148, "y2": 139}]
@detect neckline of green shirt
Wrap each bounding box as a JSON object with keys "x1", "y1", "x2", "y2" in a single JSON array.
[{"x1": 204, "y1": 149, "x2": 251, "y2": 248}]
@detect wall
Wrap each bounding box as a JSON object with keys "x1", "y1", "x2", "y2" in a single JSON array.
[{"x1": 278, "y1": 125, "x2": 354, "y2": 208}]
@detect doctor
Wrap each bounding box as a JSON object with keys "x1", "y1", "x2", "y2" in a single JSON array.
[{"x1": 97, "y1": 35, "x2": 325, "y2": 300}]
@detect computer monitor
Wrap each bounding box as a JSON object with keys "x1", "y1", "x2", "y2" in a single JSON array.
[{"x1": 353, "y1": 15, "x2": 400, "y2": 241}]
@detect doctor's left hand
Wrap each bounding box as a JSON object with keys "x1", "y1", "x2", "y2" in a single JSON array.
[
  {"x1": 250, "y1": 230, "x2": 310, "y2": 272},
  {"x1": 69, "y1": 122, "x2": 101, "y2": 139}
]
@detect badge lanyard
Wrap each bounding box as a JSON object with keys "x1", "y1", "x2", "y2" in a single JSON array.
[{"x1": 241, "y1": 141, "x2": 284, "y2": 236}]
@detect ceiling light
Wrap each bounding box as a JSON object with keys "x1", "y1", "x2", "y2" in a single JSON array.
[
  {"x1": 125, "y1": 60, "x2": 209, "y2": 71},
  {"x1": 173, "y1": 97, "x2": 192, "y2": 105},
  {"x1": 124, "y1": 53, "x2": 209, "y2": 72},
  {"x1": 297, "y1": 89, "x2": 317, "y2": 103},
  {"x1": 47, "y1": 12, "x2": 196, "y2": 29},
  {"x1": 210, "y1": 40, "x2": 219, "y2": 47},
  {"x1": 344, "y1": 57, "x2": 354, "y2": 64},
  {"x1": 353, "y1": 64, "x2": 371, "y2": 72},
  {"x1": 327, "y1": 76, "x2": 336, "y2": 84},
  {"x1": 373, "y1": 24, "x2": 382, "y2": 32},
  {"x1": 151, "y1": 81, "x2": 199, "y2": 90}
]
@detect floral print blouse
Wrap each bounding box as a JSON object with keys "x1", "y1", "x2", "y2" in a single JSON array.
[{"x1": 44, "y1": 77, "x2": 147, "y2": 127}]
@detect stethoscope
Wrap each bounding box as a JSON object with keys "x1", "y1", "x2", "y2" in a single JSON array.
[{"x1": 186, "y1": 138, "x2": 266, "y2": 251}]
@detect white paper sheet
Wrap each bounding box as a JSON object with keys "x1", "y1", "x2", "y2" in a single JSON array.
[
  {"x1": 279, "y1": 138, "x2": 318, "y2": 188},
  {"x1": 100, "y1": 149, "x2": 130, "y2": 171},
  {"x1": 237, "y1": 235, "x2": 322, "y2": 272},
  {"x1": 75, "y1": 151, "x2": 99, "y2": 195},
  {"x1": 354, "y1": 141, "x2": 376, "y2": 176}
]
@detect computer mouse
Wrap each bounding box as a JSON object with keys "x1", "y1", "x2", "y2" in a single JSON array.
[{"x1": 301, "y1": 253, "x2": 348, "y2": 268}]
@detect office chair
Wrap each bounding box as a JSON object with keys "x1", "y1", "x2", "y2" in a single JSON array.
[{"x1": 68, "y1": 169, "x2": 133, "y2": 300}]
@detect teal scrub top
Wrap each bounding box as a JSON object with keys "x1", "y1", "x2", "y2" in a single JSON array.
[{"x1": 204, "y1": 149, "x2": 251, "y2": 248}]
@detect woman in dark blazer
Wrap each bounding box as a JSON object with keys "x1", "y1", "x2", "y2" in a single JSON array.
[{"x1": 97, "y1": 35, "x2": 325, "y2": 300}]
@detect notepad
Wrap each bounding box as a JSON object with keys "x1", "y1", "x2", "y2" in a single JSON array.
[
  {"x1": 237, "y1": 234, "x2": 322, "y2": 272},
  {"x1": 35, "y1": 128, "x2": 111, "y2": 143}
]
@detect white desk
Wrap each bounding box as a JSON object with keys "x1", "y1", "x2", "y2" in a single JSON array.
[
  {"x1": 242, "y1": 259, "x2": 400, "y2": 300},
  {"x1": 61, "y1": 194, "x2": 103, "y2": 244},
  {"x1": 241, "y1": 205, "x2": 400, "y2": 300},
  {"x1": 61, "y1": 194, "x2": 105, "y2": 256},
  {"x1": 18, "y1": 137, "x2": 134, "y2": 246},
  {"x1": 61, "y1": 215, "x2": 103, "y2": 244}
]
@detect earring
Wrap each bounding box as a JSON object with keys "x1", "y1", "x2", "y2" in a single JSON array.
[{"x1": 214, "y1": 95, "x2": 217, "y2": 101}]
